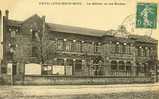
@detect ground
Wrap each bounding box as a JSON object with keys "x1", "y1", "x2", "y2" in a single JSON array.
[{"x1": 0, "y1": 83, "x2": 159, "y2": 99}]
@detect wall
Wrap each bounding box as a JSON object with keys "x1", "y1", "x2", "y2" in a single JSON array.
[{"x1": 21, "y1": 75, "x2": 153, "y2": 85}]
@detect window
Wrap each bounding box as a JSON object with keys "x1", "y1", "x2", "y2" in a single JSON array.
[
  {"x1": 115, "y1": 43, "x2": 120, "y2": 53},
  {"x1": 82, "y1": 42, "x2": 89, "y2": 52},
  {"x1": 118, "y1": 61, "x2": 125, "y2": 71},
  {"x1": 71, "y1": 41, "x2": 76, "y2": 51},
  {"x1": 65, "y1": 40, "x2": 72, "y2": 51},
  {"x1": 143, "y1": 48, "x2": 147, "y2": 56},
  {"x1": 75, "y1": 60, "x2": 82, "y2": 72},
  {"x1": 95, "y1": 42, "x2": 101, "y2": 53},
  {"x1": 57, "y1": 40, "x2": 63, "y2": 50},
  {"x1": 119, "y1": 44, "x2": 123, "y2": 53},
  {"x1": 88, "y1": 43, "x2": 94, "y2": 53},
  {"x1": 141, "y1": 47, "x2": 144, "y2": 56},
  {"x1": 94, "y1": 43, "x2": 98, "y2": 53},
  {"x1": 76, "y1": 41, "x2": 81, "y2": 52},
  {"x1": 32, "y1": 46, "x2": 38, "y2": 57},
  {"x1": 140, "y1": 64, "x2": 145, "y2": 73},
  {"x1": 137, "y1": 63, "x2": 144, "y2": 73},
  {"x1": 111, "y1": 43, "x2": 115, "y2": 53},
  {"x1": 145, "y1": 47, "x2": 150, "y2": 57},
  {"x1": 126, "y1": 62, "x2": 131, "y2": 71},
  {"x1": 138, "y1": 46, "x2": 144, "y2": 56},
  {"x1": 143, "y1": 63, "x2": 148, "y2": 73},
  {"x1": 81, "y1": 42, "x2": 86, "y2": 52},
  {"x1": 66, "y1": 59, "x2": 73, "y2": 75},
  {"x1": 122, "y1": 44, "x2": 126, "y2": 53},
  {"x1": 111, "y1": 61, "x2": 117, "y2": 71},
  {"x1": 11, "y1": 31, "x2": 16, "y2": 38},
  {"x1": 32, "y1": 31, "x2": 36, "y2": 40}
]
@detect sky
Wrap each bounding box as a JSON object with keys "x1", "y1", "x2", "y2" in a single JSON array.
[{"x1": 0, "y1": 0, "x2": 159, "y2": 59}]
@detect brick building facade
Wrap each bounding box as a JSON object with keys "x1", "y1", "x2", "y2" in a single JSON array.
[{"x1": 1, "y1": 10, "x2": 158, "y2": 84}]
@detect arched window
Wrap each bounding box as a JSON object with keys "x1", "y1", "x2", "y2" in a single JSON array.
[
  {"x1": 138, "y1": 46, "x2": 143, "y2": 56},
  {"x1": 126, "y1": 62, "x2": 131, "y2": 71},
  {"x1": 119, "y1": 61, "x2": 125, "y2": 71},
  {"x1": 111, "y1": 61, "x2": 117, "y2": 71},
  {"x1": 143, "y1": 48, "x2": 147, "y2": 56}
]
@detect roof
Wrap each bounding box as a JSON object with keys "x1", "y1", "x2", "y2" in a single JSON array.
[
  {"x1": 128, "y1": 35, "x2": 157, "y2": 43},
  {"x1": 8, "y1": 14, "x2": 42, "y2": 27},
  {"x1": 8, "y1": 19, "x2": 22, "y2": 26},
  {"x1": 8, "y1": 19, "x2": 106, "y2": 37},
  {"x1": 47, "y1": 23, "x2": 106, "y2": 37},
  {"x1": 7, "y1": 16, "x2": 157, "y2": 43}
]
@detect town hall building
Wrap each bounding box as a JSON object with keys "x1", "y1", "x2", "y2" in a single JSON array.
[{"x1": 1, "y1": 10, "x2": 158, "y2": 84}]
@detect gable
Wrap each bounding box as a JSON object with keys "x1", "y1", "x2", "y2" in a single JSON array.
[{"x1": 21, "y1": 14, "x2": 44, "y2": 35}]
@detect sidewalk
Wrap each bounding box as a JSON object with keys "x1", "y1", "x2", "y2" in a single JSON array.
[{"x1": 0, "y1": 83, "x2": 159, "y2": 96}]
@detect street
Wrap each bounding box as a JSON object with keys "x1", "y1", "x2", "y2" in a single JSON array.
[{"x1": 0, "y1": 83, "x2": 159, "y2": 99}]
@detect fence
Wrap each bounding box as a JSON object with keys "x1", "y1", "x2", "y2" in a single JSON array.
[{"x1": 20, "y1": 75, "x2": 153, "y2": 85}]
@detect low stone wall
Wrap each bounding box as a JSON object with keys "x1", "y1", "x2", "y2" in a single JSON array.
[{"x1": 20, "y1": 75, "x2": 153, "y2": 85}]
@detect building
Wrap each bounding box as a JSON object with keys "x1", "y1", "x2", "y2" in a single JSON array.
[{"x1": 1, "y1": 10, "x2": 158, "y2": 84}]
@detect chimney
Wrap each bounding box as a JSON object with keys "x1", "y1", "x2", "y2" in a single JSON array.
[{"x1": 5, "y1": 10, "x2": 9, "y2": 19}]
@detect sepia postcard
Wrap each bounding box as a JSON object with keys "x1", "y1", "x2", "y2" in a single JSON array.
[{"x1": 0, "y1": 0, "x2": 159, "y2": 99}]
